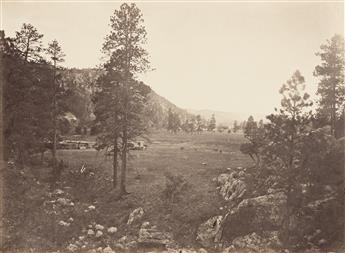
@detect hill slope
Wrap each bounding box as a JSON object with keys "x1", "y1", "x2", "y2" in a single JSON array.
[{"x1": 63, "y1": 68, "x2": 193, "y2": 129}]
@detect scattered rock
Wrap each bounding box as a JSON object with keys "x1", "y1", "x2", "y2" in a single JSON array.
[
  {"x1": 67, "y1": 243, "x2": 78, "y2": 252},
  {"x1": 87, "y1": 229, "x2": 95, "y2": 236},
  {"x1": 57, "y1": 198, "x2": 69, "y2": 206},
  {"x1": 88, "y1": 205, "x2": 96, "y2": 210},
  {"x1": 103, "y1": 246, "x2": 115, "y2": 253},
  {"x1": 95, "y1": 224, "x2": 104, "y2": 230},
  {"x1": 127, "y1": 207, "x2": 144, "y2": 225},
  {"x1": 107, "y1": 227, "x2": 118, "y2": 234},
  {"x1": 54, "y1": 189, "x2": 64, "y2": 195},
  {"x1": 58, "y1": 220, "x2": 70, "y2": 227},
  {"x1": 196, "y1": 215, "x2": 223, "y2": 248},
  {"x1": 95, "y1": 230, "x2": 103, "y2": 238}
]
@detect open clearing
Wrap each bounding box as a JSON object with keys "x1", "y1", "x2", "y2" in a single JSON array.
[{"x1": 56, "y1": 131, "x2": 252, "y2": 247}]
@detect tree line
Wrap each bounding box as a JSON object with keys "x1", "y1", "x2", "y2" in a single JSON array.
[
  {"x1": 1, "y1": 3, "x2": 152, "y2": 195},
  {"x1": 167, "y1": 110, "x2": 217, "y2": 133},
  {"x1": 239, "y1": 34, "x2": 344, "y2": 251},
  {"x1": 1, "y1": 23, "x2": 71, "y2": 185}
]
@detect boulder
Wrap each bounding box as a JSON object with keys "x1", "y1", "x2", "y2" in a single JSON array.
[
  {"x1": 107, "y1": 227, "x2": 118, "y2": 234},
  {"x1": 196, "y1": 215, "x2": 223, "y2": 248},
  {"x1": 127, "y1": 207, "x2": 144, "y2": 225},
  {"x1": 87, "y1": 229, "x2": 95, "y2": 236},
  {"x1": 222, "y1": 192, "x2": 287, "y2": 241},
  {"x1": 95, "y1": 224, "x2": 104, "y2": 230},
  {"x1": 216, "y1": 172, "x2": 247, "y2": 203},
  {"x1": 95, "y1": 230, "x2": 103, "y2": 238},
  {"x1": 57, "y1": 197, "x2": 69, "y2": 206}
]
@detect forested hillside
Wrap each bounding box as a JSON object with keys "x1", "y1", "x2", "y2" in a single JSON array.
[{"x1": 62, "y1": 68, "x2": 194, "y2": 130}]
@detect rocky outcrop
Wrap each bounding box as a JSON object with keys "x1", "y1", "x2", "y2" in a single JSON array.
[
  {"x1": 223, "y1": 232, "x2": 281, "y2": 253},
  {"x1": 196, "y1": 215, "x2": 223, "y2": 248},
  {"x1": 221, "y1": 192, "x2": 287, "y2": 240},
  {"x1": 127, "y1": 207, "x2": 144, "y2": 225},
  {"x1": 216, "y1": 171, "x2": 247, "y2": 203}
]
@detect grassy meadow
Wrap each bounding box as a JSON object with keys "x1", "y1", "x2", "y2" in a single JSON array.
[{"x1": 54, "y1": 130, "x2": 252, "y2": 247}]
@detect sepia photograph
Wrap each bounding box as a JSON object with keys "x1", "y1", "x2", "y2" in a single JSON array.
[{"x1": 0, "y1": 0, "x2": 344, "y2": 253}]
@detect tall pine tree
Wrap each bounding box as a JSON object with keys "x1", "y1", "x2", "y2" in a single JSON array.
[
  {"x1": 96, "y1": 3, "x2": 150, "y2": 194},
  {"x1": 314, "y1": 34, "x2": 345, "y2": 137}
]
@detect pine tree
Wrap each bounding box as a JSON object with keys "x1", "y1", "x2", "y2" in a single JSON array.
[
  {"x1": 196, "y1": 115, "x2": 203, "y2": 133},
  {"x1": 93, "y1": 69, "x2": 124, "y2": 188},
  {"x1": 4, "y1": 24, "x2": 48, "y2": 166},
  {"x1": 314, "y1": 34, "x2": 345, "y2": 137},
  {"x1": 14, "y1": 23, "x2": 43, "y2": 62},
  {"x1": 208, "y1": 114, "x2": 216, "y2": 131},
  {"x1": 100, "y1": 3, "x2": 150, "y2": 194},
  {"x1": 264, "y1": 70, "x2": 313, "y2": 248},
  {"x1": 46, "y1": 39, "x2": 66, "y2": 183}
]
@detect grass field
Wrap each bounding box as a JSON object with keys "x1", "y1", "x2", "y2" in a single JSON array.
[{"x1": 53, "y1": 130, "x2": 252, "y2": 248}]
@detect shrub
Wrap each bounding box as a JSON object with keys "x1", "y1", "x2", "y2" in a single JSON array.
[{"x1": 162, "y1": 172, "x2": 188, "y2": 203}]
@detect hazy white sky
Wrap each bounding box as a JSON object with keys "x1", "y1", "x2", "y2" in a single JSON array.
[{"x1": 2, "y1": 1, "x2": 344, "y2": 114}]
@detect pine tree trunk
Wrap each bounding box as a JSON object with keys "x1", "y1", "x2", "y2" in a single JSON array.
[
  {"x1": 331, "y1": 80, "x2": 336, "y2": 137},
  {"x1": 52, "y1": 126, "x2": 57, "y2": 168},
  {"x1": 51, "y1": 62, "x2": 57, "y2": 185},
  {"x1": 113, "y1": 135, "x2": 118, "y2": 188},
  {"x1": 120, "y1": 128, "x2": 128, "y2": 195}
]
